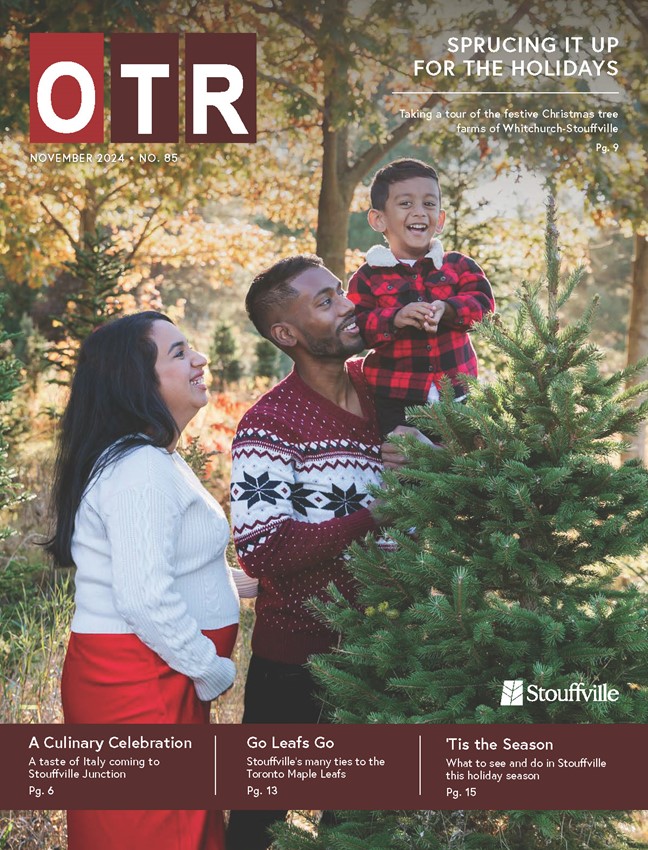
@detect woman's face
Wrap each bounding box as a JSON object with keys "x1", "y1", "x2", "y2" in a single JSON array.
[{"x1": 150, "y1": 320, "x2": 209, "y2": 433}]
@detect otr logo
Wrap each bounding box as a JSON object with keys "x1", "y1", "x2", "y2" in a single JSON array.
[
  {"x1": 30, "y1": 33, "x2": 256, "y2": 144},
  {"x1": 501, "y1": 680, "x2": 620, "y2": 705}
]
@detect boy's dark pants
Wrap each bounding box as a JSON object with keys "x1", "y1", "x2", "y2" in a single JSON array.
[
  {"x1": 375, "y1": 390, "x2": 467, "y2": 438},
  {"x1": 375, "y1": 396, "x2": 419, "y2": 438},
  {"x1": 226, "y1": 654, "x2": 327, "y2": 850}
]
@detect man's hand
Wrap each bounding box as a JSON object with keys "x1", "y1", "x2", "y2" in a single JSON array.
[{"x1": 381, "y1": 425, "x2": 440, "y2": 469}]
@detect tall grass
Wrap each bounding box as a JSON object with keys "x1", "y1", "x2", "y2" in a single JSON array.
[
  {"x1": 1, "y1": 570, "x2": 72, "y2": 724},
  {"x1": 0, "y1": 569, "x2": 73, "y2": 848}
]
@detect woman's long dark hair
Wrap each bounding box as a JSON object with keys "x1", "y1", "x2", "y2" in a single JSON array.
[{"x1": 47, "y1": 312, "x2": 179, "y2": 567}]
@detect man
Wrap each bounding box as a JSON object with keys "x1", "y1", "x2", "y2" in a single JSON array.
[{"x1": 227, "y1": 254, "x2": 413, "y2": 850}]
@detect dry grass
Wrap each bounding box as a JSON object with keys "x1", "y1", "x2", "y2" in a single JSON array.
[
  {"x1": 0, "y1": 810, "x2": 67, "y2": 850},
  {"x1": 1, "y1": 572, "x2": 72, "y2": 849}
]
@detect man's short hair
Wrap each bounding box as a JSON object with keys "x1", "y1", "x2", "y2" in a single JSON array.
[
  {"x1": 246, "y1": 254, "x2": 324, "y2": 339},
  {"x1": 370, "y1": 158, "x2": 441, "y2": 211}
]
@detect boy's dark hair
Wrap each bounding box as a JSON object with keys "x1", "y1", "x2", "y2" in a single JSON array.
[
  {"x1": 370, "y1": 158, "x2": 441, "y2": 210},
  {"x1": 246, "y1": 254, "x2": 324, "y2": 339}
]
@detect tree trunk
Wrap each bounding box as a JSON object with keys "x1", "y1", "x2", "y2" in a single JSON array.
[
  {"x1": 80, "y1": 182, "x2": 98, "y2": 243},
  {"x1": 315, "y1": 0, "x2": 354, "y2": 281},
  {"x1": 316, "y1": 105, "x2": 354, "y2": 281},
  {"x1": 625, "y1": 225, "x2": 648, "y2": 461}
]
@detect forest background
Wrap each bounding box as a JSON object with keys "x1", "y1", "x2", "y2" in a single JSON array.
[{"x1": 0, "y1": 0, "x2": 646, "y2": 847}]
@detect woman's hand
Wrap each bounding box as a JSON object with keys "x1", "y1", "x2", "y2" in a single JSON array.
[{"x1": 230, "y1": 567, "x2": 259, "y2": 598}]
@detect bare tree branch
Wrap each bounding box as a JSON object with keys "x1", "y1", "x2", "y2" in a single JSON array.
[
  {"x1": 621, "y1": 0, "x2": 648, "y2": 48},
  {"x1": 126, "y1": 205, "x2": 166, "y2": 262},
  {"x1": 95, "y1": 179, "x2": 138, "y2": 211},
  {"x1": 40, "y1": 202, "x2": 78, "y2": 248},
  {"x1": 248, "y1": 0, "x2": 321, "y2": 42},
  {"x1": 258, "y1": 71, "x2": 320, "y2": 111}
]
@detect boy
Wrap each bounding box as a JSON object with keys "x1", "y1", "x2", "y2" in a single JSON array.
[{"x1": 348, "y1": 157, "x2": 495, "y2": 435}]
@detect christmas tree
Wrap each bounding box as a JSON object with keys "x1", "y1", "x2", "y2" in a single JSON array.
[
  {"x1": 210, "y1": 320, "x2": 243, "y2": 389},
  {"x1": 48, "y1": 232, "x2": 131, "y2": 383},
  {"x1": 273, "y1": 200, "x2": 648, "y2": 849},
  {"x1": 0, "y1": 293, "x2": 26, "y2": 546}
]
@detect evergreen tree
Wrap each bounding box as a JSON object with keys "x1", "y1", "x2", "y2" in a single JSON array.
[
  {"x1": 255, "y1": 337, "x2": 281, "y2": 380},
  {"x1": 48, "y1": 232, "x2": 131, "y2": 383},
  {"x1": 209, "y1": 321, "x2": 243, "y2": 389},
  {"x1": 0, "y1": 294, "x2": 26, "y2": 544},
  {"x1": 14, "y1": 313, "x2": 48, "y2": 392},
  {"x1": 273, "y1": 200, "x2": 648, "y2": 850}
]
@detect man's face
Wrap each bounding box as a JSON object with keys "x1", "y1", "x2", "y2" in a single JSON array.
[
  {"x1": 272, "y1": 266, "x2": 364, "y2": 358},
  {"x1": 369, "y1": 176, "x2": 445, "y2": 260}
]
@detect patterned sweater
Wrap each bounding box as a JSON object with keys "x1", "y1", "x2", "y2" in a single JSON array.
[{"x1": 230, "y1": 359, "x2": 383, "y2": 664}]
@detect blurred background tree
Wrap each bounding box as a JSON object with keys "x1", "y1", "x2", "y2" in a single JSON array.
[
  {"x1": 46, "y1": 232, "x2": 131, "y2": 382},
  {"x1": 209, "y1": 320, "x2": 243, "y2": 390},
  {"x1": 0, "y1": 294, "x2": 26, "y2": 545}
]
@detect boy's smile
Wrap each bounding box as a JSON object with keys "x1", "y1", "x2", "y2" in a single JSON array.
[{"x1": 368, "y1": 175, "x2": 445, "y2": 260}]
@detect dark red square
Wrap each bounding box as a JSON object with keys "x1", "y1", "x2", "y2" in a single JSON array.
[
  {"x1": 111, "y1": 34, "x2": 179, "y2": 143},
  {"x1": 185, "y1": 33, "x2": 256, "y2": 143},
  {"x1": 30, "y1": 33, "x2": 104, "y2": 143}
]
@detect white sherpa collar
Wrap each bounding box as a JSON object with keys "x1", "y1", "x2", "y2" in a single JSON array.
[{"x1": 365, "y1": 238, "x2": 445, "y2": 269}]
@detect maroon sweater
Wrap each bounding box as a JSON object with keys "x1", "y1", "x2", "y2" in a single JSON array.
[{"x1": 229, "y1": 359, "x2": 383, "y2": 664}]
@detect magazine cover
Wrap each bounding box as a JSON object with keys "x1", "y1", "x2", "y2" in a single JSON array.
[{"x1": 1, "y1": 0, "x2": 647, "y2": 848}]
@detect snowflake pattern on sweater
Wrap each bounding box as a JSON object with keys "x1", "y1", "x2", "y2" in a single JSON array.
[{"x1": 230, "y1": 359, "x2": 383, "y2": 664}]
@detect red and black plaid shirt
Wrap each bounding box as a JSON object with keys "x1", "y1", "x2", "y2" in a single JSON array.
[{"x1": 348, "y1": 247, "x2": 494, "y2": 403}]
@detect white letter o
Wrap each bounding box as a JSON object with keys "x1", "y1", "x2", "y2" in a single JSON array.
[{"x1": 37, "y1": 61, "x2": 96, "y2": 133}]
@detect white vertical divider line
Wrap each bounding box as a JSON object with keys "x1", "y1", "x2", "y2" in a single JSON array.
[
  {"x1": 419, "y1": 735, "x2": 422, "y2": 796},
  {"x1": 214, "y1": 736, "x2": 218, "y2": 796}
]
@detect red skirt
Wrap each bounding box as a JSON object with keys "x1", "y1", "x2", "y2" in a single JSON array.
[{"x1": 62, "y1": 625, "x2": 238, "y2": 850}]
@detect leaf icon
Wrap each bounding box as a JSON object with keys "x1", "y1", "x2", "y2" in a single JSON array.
[{"x1": 500, "y1": 680, "x2": 524, "y2": 705}]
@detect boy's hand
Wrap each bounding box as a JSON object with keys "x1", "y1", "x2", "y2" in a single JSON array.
[
  {"x1": 394, "y1": 300, "x2": 455, "y2": 333},
  {"x1": 394, "y1": 302, "x2": 436, "y2": 330},
  {"x1": 421, "y1": 300, "x2": 447, "y2": 333}
]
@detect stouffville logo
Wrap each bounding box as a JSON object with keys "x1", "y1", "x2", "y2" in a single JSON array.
[
  {"x1": 500, "y1": 680, "x2": 524, "y2": 705},
  {"x1": 30, "y1": 32, "x2": 256, "y2": 144},
  {"x1": 500, "y1": 680, "x2": 620, "y2": 705}
]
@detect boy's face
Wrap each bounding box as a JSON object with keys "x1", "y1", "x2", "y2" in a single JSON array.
[{"x1": 368, "y1": 176, "x2": 445, "y2": 260}]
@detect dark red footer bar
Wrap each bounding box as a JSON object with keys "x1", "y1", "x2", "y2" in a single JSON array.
[{"x1": 0, "y1": 723, "x2": 645, "y2": 810}]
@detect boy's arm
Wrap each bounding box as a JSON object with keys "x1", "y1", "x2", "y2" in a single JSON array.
[
  {"x1": 437, "y1": 254, "x2": 495, "y2": 331},
  {"x1": 348, "y1": 268, "x2": 404, "y2": 346},
  {"x1": 230, "y1": 417, "x2": 377, "y2": 580}
]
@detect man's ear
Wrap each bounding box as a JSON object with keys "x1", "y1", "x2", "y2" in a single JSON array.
[
  {"x1": 269, "y1": 322, "x2": 297, "y2": 349},
  {"x1": 435, "y1": 209, "x2": 446, "y2": 234},
  {"x1": 368, "y1": 208, "x2": 386, "y2": 233}
]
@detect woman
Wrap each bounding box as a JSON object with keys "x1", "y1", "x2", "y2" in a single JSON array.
[{"x1": 48, "y1": 312, "x2": 256, "y2": 850}]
